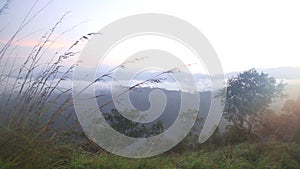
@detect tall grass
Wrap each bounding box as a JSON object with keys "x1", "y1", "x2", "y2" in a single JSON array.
[
  {"x1": 0, "y1": 1, "x2": 93, "y2": 168},
  {"x1": 0, "y1": 2, "x2": 176, "y2": 168}
]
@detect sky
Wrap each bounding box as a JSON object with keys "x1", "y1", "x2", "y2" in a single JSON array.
[{"x1": 1, "y1": 0, "x2": 300, "y2": 73}]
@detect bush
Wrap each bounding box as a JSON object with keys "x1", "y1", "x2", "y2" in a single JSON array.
[{"x1": 254, "y1": 99, "x2": 300, "y2": 143}]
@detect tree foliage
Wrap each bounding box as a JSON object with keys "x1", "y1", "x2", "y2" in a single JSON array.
[
  {"x1": 220, "y1": 69, "x2": 286, "y2": 135},
  {"x1": 103, "y1": 109, "x2": 164, "y2": 138}
]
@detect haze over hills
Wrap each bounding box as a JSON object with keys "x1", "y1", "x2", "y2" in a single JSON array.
[
  {"x1": 82, "y1": 66, "x2": 300, "y2": 93},
  {"x1": 95, "y1": 87, "x2": 212, "y2": 129},
  {"x1": 2, "y1": 57, "x2": 299, "y2": 81},
  {"x1": 1, "y1": 68, "x2": 298, "y2": 136},
  {"x1": 225, "y1": 67, "x2": 300, "y2": 79},
  {"x1": 92, "y1": 65, "x2": 300, "y2": 80},
  {"x1": 2, "y1": 65, "x2": 299, "y2": 99},
  {"x1": 0, "y1": 87, "x2": 216, "y2": 137}
]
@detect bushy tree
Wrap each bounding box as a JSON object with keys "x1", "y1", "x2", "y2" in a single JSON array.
[
  {"x1": 220, "y1": 69, "x2": 285, "y2": 138},
  {"x1": 103, "y1": 109, "x2": 164, "y2": 138}
]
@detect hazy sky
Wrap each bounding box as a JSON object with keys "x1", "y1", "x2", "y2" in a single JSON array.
[{"x1": 1, "y1": 0, "x2": 300, "y2": 73}]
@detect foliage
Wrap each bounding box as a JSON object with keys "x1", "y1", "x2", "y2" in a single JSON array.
[
  {"x1": 0, "y1": 124, "x2": 76, "y2": 169},
  {"x1": 256, "y1": 97, "x2": 300, "y2": 142},
  {"x1": 70, "y1": 142, "x2": 300, "y2": 169},
  {"x1": 103, "y1": 109, "x2": 164, "y2": 138},
  {"x1": 0, "y1": 3, "x2": 89, "y2": 169},
  {"x1": 1, "y1": 137, "x2": 299, "y2": 169},
  {"x1": 219, "y1": 69, "x2": 285, "y2": 138}
]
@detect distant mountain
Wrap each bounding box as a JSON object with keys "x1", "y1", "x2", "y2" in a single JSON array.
[
  {"x1": 93, "y1": 65, "x2": 300, "y2": 81},
  {"x1": 95, "y1": 87, "x2": 212, "y2": 129},
  {"x1": 4, "y1": 65, "x2": 299, "y2": 93},
  {"x1": 0, "y1": 87, "x2": 220, "y2": 136},
  {"x1": 258, "y1": 67, "x2": 300, "y2": 79}
]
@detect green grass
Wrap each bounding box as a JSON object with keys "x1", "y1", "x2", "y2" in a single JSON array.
[
  {"x1": 1, "y1": 129, "x2": 299, "y2": 169},
  {"x1": 68, "y1": 142, "x2": 300, "y2": 169}
]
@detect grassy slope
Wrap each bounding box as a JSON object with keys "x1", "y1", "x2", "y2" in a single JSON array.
[
  {"x1": 69, "y1": 142, "x2": 300, "y2": 169},
  {"x1": 0, "y1": 137, "x2": 299, "y2": 169}
]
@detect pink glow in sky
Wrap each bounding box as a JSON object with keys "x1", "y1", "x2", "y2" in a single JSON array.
[{"x1": 1, "y1": 0, "x2": 300, "y2": 73}]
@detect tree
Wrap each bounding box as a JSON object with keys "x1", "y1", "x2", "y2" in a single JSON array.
[
  {"x1": 219, "y1": 69, "x2": 285, "y2": 138},
  {"x1": 103, "y1": 109, "x2": 164, "y2": 138}
]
